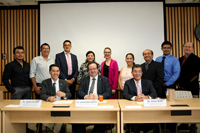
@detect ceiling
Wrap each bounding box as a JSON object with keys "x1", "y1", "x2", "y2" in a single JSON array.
[{"x1": 0, "y1": 0, "x2": 199, "y2": 6}]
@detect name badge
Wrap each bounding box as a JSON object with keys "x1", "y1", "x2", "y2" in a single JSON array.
[
  {"x1": 75, "y1": 100, "x2": 98, "y2": 107},
  {"x1": 19, "y1": 100, "x2": 42, "y2": 108},
  {"x1": 143, "y1": 99, "x2": 167, "y2": 107}
]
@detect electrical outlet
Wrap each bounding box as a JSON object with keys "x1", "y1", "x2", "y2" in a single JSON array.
[{"x1": 2, "y1": 54, "x2": 6, "y2": 59}]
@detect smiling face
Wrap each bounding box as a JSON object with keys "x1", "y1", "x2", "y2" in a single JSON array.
[
  {"x1": 49, "y1": 66, "x2": 60, "y2": 81},
  {"x1": 143, "y1": 50, "x2": 153, "y2": 63},
  {"x1": 104, "y1": 49, "x2": 111, "y2": 59},
  {"x1": 126, "y1": 54, "x2": 134, "y2": 66},
  {"x1": 87, "y1": 53, "x2": 95, "y2": 63},
  {"x1": 161, "y1": 44, "x2": 172, "y2": 56},
  {"x1": 40, "y1": 45, "x2": 50, "y2": 57},
  {"x1": 132, "y1": 67, "x2": 143, "y2": 82},
  {"x1": 63, "y1": 41, "x2": 72, "y2": 53},
  {"x1": 88, "y1": 63, "x2": 99, "y2": 77},
  {"x1": 183, "y1": 42, "x2": 193, "y2": 55}
]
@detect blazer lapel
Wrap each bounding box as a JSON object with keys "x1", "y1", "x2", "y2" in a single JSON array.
[
  {"x1": 62, "y1": 51, "x2": 68, "y2": 68},
  {"x1": 59, "y1": 80, "x2": 63, "y2": 92},
  {"x1": 86, "y1": 76, "x2": 90, "y2": 93},
  {"x1": 97, "y1": 76, "x2": 102, "y2": 94},
  {"x1": 48, "y1": 79, "x2": 55, "y2": 96},
  {"x1": 131, "y1": 79, "x2": 137, "y2": 95}
]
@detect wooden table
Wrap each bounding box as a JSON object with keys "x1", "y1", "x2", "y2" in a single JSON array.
[
  {"x1": 118, "y1": 99, "x2": 200, "y2": 133},
  {"x1": 1, "y1": 100, "x2": 120, "y2": 133}
]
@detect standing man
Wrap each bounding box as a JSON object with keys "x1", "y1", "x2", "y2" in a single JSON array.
[
  {"x1": 2, "y1": 46, "x2": 32, "y2": 99},
  {"x1": 141, "y1": 49, "x2": 164, "y2": 98},
  {"x1": 177, "y1": 42, "x2": 200, "y2": 133},
  {"x1": 73, "y1": 62, "x2": 112, "y2": 133},
  {"x1": 155, "y1": 41, "x2": 180, "y2": 98},
  {"x1": 55, "y1": 40, "x2": 78, "y2": 99},
  {"x1": 30, "y1": 43, "x2": 54, "y2": 99},
  {"x1": 40, "y1": 64, "x2": 71, "y2": 133}
]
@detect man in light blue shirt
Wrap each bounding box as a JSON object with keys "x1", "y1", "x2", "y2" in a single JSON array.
[{"x1": 155, "y1": 41, "x2": 180, "y2": 97}]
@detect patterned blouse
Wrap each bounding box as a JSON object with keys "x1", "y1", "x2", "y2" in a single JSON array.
[{"x1": 78, "y1": 62, "x2": 101, "y2": 83}]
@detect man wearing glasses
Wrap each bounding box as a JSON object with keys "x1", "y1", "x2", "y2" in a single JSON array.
[
  {"x1": 30, "y1": 43, "x2": 54, "y2": 99},
  {"x1": 123, "y1": 64, "x2": 157, "y2": 133},
  {"x1": 55, "y1": 40, "x2": 78, "y2": 99},
  {"x1": 141, "y1": 49, "x2": 164, "y2": 98},
  {"x1": 155, "y1": 41, "x2": 180, "y2": 98}
]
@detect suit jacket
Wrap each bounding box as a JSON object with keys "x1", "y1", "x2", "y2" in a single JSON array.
[
  {"x1": 55, "y1": 52, "x2": 78, "y2": 80},
  {"x1": 141, "y1": 60, "x2": 164, "y2": 97},
  {"x1": 123, "y1": 78, "x2": 157, "y2": 100},
  {"x1": 40, "y1": 78, "x2": 72, "y2": 100},
  {"x1": 77, "y1": 75, "x2": 112, "y2": 99},
  {"x1": 177, "y1": 53, "x2": 200, "y2": 95}
]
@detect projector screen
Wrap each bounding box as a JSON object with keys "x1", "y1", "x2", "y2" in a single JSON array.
[{"x1": 40, "y1": 1, "x2": 165, "y2": 70}]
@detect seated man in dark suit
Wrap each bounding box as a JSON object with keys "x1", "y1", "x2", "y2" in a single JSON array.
[
  {"x1": 41, "y1": 64, "x2": 71, "y2": 133},
  {"x1": 123, "y1": 64, "x2": 157, "y2": 133},
  {"x1": 73, "y1": 62, "x2": 112, "y2": 133}
]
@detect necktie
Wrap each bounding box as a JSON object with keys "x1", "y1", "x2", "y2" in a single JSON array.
[
  {"x1": 145, "y1": 63, "x2": 148, "y2": 71},
  {"x1": 52, "y1": 82, "x2": 56, "y2": 96},
  {"x1": 66, "y1": 53, "x2": 72, "y2": 75},
  {"x1": 181, "y1": 56, "x2": 186, "y2": 66},
  {"x1": 136, "y1": 82, "x2": 142, "y2": 96},
  {"x1": 161, "y1": 56, "x2": 166, "y2": 67},
  {"x1": 89, "y1": 78, "x2": 96, "y2": 94}
]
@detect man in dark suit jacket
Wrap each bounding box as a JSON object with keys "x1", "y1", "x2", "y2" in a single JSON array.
[
  {"x1": 141, "y1": 49, "x2": 164, "y2": 98},
  {"x1": 40, "y1": 64, "x2": 71, "y2": 133},
  {"x1": 176, "y1": 42, "x2": 200, "y2": 133},
  {"x1": 73, "y1": 62, "x2": 111, "y2": 133},
  {"x1": 123, "y1": 64, "x2": 157, "y2": 133},
  {"x1": 55, "y1": 40, "x2": 78, "y2": 99}
]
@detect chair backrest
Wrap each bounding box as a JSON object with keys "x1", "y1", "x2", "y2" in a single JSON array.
[{"x1": 175, "y1": 91, "x2": 193, "y2": 99}]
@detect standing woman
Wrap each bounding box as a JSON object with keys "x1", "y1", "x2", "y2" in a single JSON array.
[
  {"x1": 78, "y1": 51, "x2": 101, "y2": 83},
  {"x1": 101, "y1": 47, "x2": 119, "y2": 99},
  {"x1": 118, "y1": 53, "x2": 135, "y2": 90}
]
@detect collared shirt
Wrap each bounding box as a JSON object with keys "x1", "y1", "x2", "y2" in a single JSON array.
[
  {"x1": 2, "y1": 59, "x2": 32, "y2": 94},
  {"x1": 87, "y1": 75, "x2": 98, "y2": 95},
  {"x1": 131, "y1": 79, "x2": 141, "y2": 100},
  {"x1": 145, "y1": 60, "x2": 152, "y2": 70},
  {"x1": 64, "y1": 52, "x2": 73, "y2": 75},
  {"x1": 155, "y1": 54, "x2": 180, "y2": 86},
  {"x1": 30, "y1": 55, "x2": 54, "y2": 83},
  {"x1": 51, "y1": 78, "x2": 61, "y2": 100}
]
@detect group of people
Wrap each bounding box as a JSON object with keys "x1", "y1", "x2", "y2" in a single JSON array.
[{"x1": 2, "y1": 40, "x2": 200, "y2": 133}]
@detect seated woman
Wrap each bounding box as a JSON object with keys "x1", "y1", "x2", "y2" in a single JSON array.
[
  {"x1": 78, "y1": 51, "x2": 101, "y2": 83},
  {"x1": 118, "y1": 53, "x2": 135, "y2": 90}
]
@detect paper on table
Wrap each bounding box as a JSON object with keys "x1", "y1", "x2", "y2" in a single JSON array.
[
  {"x1": 98, "y1": 100, "x2": 107, "y2": 103},
  {"x1": 52, "y1": 100, "x2": 73, "y2": 104},
  {"x1": 125, "y1": 105, "x2": 142, "y2": 109},
  {"x1": 98, "y1": 105, "x2": 114, "y2": 108},
  {"x1": 4, "y1": 105, "x2": 20, "y2": 108},
  {"x1": 137, "y1": 102, "x2": 143, "y2": 105}
]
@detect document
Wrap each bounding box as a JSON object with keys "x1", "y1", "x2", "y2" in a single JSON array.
[
  {"x1": 4, "y1": 105, "x2": 20, "y2": 108},
  {"x1": 52, "y1": 100, "x2": 73, "y2": 104}
]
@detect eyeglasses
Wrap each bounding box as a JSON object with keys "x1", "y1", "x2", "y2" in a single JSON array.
[
  {"x1": 162, "y1": 47, "x2": 171, "y2": 50},
  {"x1": 64, "y1": 44, "x2": 71, "y2": 47},
  {"x1": 88, "y1": 68, "x2": 97, "y2": 71},
  {"x1": 42, "y1": 48, "x2": 50, "y2": 51},
  {"x1": 143, "y1": 53, "x2": 151, "y2": 55},
  {"x1": 104, "y1": 52, "x2": 111, "y2": 54},
  {"x1": 133, "y1": 70, "x2": 142, "y2": 73}
]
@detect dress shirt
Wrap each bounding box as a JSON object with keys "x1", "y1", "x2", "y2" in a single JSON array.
[
  {"x1": 64, "y1": 52, "x2": 72, "y2": 75},
  {"x1": 155, "y1": 54, "x2": 180, "y2": 86},
  {"x1": 131, "y1": 79, "x2": 152, "y2": 100},
  {"x1": 30, "y1": 55, "x2": 54, "y2": 83},
  {"x1": 2, "y1": 59, "x2": 32, "y2": 94},
  {"x1": 87, "y1": 75, "x2": 98, "y2": 95},
  {"x1": 51, "y1": 78, "x2": 61, "y2": 100}
]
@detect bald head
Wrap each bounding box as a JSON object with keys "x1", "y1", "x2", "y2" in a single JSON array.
[
  {"x1": 183, "y1": 42, "x2": 194, "y2": 56},
  {"x1": 143, "y1": 49, "x2": 153, "y2": 63}
]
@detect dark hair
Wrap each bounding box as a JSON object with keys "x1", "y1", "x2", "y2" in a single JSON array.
[
  {"x1": 85, "y1": 51, "x2": 95, "y2": 63},
  {"x1": 132, "y1": 64, "x2": 142, "y2": 71},
  {"x1": 126, "y1": 53, "x2": 135, "y2": 65},
  {"x1": 63, "y1": 40, "x2": 71, "y2": 46},
  {"x1": 87, "y1": 62, "x2": 98, "y2": 71},
  {"x1": 49, "y1": 64, "x2": 61, "y2": 71},
  {"x1": 104, "y1": 47, "x2": 111, "y2": 53},
  {"x1": 142, "y1": 49, "x2": 154, "y2": 55},
  {"x1": 13, "y1": 46, "x2": 24, "y2": 54},
  {"x1": 161, "y1": 41, "x2": 172, "y2": 48},
  {"x1": 40, "y1": 43, "x2": 50, "y2": 50}
]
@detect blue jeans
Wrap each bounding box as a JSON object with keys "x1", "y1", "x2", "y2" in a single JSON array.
[{"x1": 11, "y1": 86, "x2": 32, "y2": 99}]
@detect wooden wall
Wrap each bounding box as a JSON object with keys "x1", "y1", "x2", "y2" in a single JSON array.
[
  {"x1": 0, "y1": 7, "x2": 38, "y2": 86},
  {"x1": 165, "y1": 5, "x2": 200, "y2": 58}
]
